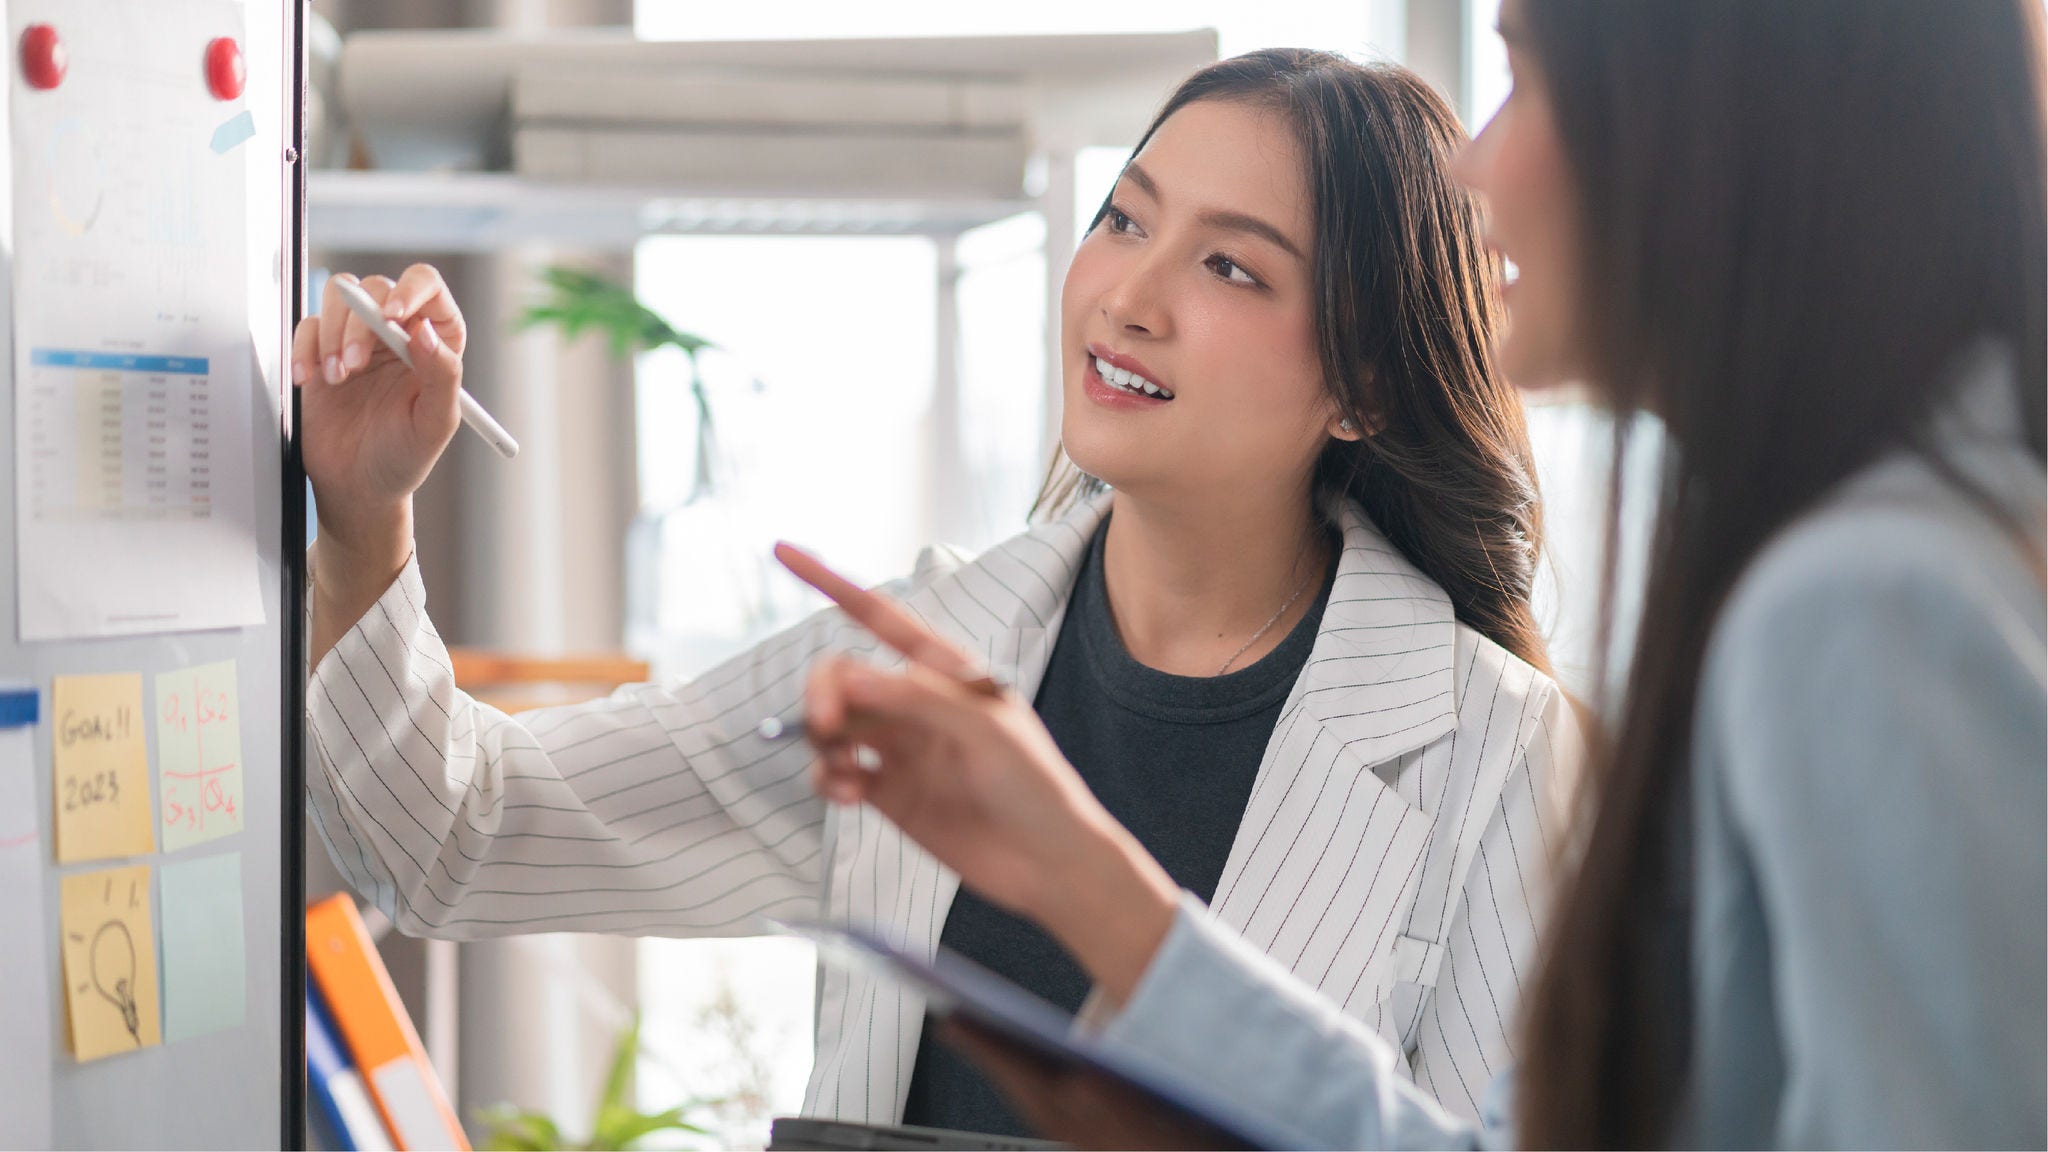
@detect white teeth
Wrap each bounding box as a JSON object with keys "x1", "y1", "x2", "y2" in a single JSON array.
[{"x1": 1093, "y1": 355, "x2": 1173, "y2": 399}]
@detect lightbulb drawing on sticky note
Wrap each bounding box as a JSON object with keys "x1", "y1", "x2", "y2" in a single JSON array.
[
  {"x1": 91, "y1": 920, "x2": 141, "y2": 1041},
  {"x1": 59, "y1": 864, "x2": 161, "y2": 1061}
]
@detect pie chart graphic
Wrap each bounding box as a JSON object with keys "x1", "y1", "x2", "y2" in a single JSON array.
[{"x1": 46, "y1": 116, "x2": 105, "y2": 236}]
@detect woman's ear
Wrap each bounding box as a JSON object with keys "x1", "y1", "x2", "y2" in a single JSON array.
[
  {"x1": 1328, "y1": 407, "x2": 1382, "y2": 440},
  {"x1": 1327, "y1": 381, "x2": 1384, "y2": 441}
]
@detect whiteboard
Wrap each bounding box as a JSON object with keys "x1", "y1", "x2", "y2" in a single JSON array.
[{"x1": 0, "y1": 0, "x2": 302, "y2": 1145}]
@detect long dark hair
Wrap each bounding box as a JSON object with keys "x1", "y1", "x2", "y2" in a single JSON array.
[
  {"x1": 1036, "y1": 49, "x2": 1552, "y2": 674},
  {"x1": 1516, "y1": 3, "x2": 2047, "y2": 1146}
]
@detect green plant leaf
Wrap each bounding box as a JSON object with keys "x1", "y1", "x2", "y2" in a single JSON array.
[
  {"x1": 517, "y1": 263, "x2": 727, "y2": 500},
  {"x1": 595, "y1": 1103, "x2": 718, "y2": 1150},
  {"x1": 475, "y1": 1017, "x2": 731, "y2": 1151},
  {"x1": 474, "y1": 1103, "x2": 563, "y2": 1151},
  {"x1": 517, "y1": 265, "x2": 716, "y2": 360},
  {"x1": 594, "y1": 1011, "x2": 641, "y2": 1132}
]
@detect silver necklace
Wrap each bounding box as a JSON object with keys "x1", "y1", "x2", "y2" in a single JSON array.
[{"x1": 1214, "y1": 566, "x2": 1316, "y2": 676}]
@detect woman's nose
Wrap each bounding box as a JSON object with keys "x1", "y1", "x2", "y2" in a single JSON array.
[{"x1": 1100, "y1": 254, "x2": 1171, "y2": 337}]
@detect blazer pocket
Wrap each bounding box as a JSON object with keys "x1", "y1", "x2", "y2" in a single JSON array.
[
  {"x1": 1393, "y1": 932, "x2": 1447, "y2": 985},
  {"x1": 1386, "y1": 931, "x2": 1449, "y2": 1051}
]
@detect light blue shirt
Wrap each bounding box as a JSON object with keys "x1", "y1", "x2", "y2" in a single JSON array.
[{"x1": 1091, "y1": 348, "x2": 2047, "y2": 1149}]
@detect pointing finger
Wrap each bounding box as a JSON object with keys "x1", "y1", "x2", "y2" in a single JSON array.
[{"x1": 774, "y1": 543, "x2": 983, "y2": 679}]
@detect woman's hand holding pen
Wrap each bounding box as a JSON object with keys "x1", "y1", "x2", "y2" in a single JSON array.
[
  {"x1": 292, "y1": 264, "x2": 467, "y2": 664},
  {"x1": 777, "y1": 543, "x2": 1182, "y2": 1009}
]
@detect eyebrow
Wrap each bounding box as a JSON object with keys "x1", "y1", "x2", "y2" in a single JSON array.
[{"x1": 1119, "y1": 161, "x2": 1306, "y2": 261}]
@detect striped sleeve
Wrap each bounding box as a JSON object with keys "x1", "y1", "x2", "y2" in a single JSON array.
[
  {"x1": 1407, "y1": 678, "x2": 1579, "y2": 1121},
  {"x1": 306, "y1": 554, "x2": 861, "y2": 940}
]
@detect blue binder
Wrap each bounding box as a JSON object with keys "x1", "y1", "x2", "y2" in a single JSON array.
[{"x1": 306, "y1": 983, "x2": 394, "y2": 1152}]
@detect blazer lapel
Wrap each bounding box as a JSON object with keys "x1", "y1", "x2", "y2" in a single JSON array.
[
  {"x1": 1210, "y1": 501, "x2": 1459, "y2": 1015},
  {"x1": 802, "y1": 498, "x2": 1106, "y2": 1123}
]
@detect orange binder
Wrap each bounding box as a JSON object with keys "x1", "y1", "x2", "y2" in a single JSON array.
[{"x1": 306, "y1": 895, "x2": 470, "y2": 1151}]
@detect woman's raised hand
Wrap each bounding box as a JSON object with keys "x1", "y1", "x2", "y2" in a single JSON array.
[
  {"x1": 777, "y1": 543, "x2": 1180, "y2": 1005},
  {"x1": 294, "y1": 265, "x2": 468, "y2": 665},
  {"x1": 291, "y1": 265, "x2": 466, "y2": 558}
]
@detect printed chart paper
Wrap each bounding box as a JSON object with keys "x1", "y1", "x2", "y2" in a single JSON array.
[
  {"x1": 52, "y1": 673, "x2": 154, "y2": 863},
  {"x1": 60, "y1": 864, "x2": 163, "y2": 1062},
  {"x1": 11, "y1": 0, "x2": 262, "y2": 639},
  {"x1": 154, "y1": 660, "x2": 244, "y2": 852}
]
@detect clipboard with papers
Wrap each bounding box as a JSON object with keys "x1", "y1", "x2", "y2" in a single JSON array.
[{"x1": 772, "y1": 920, "x2": 1314, "y2": 1152}]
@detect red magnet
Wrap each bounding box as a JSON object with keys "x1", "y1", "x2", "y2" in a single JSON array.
[
  {"x1": 204, "y1": 36, "x2": 243, "y2": 101},
  {"x1": 20, "y1": 24, "x2": 64, "y2": 91}
]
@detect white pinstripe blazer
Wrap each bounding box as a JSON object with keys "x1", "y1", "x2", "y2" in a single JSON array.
[{"x1": 306, "y1": 495, "x2": 1577, "y2": 1126}]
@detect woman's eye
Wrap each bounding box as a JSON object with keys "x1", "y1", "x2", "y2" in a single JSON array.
[
  {"x1": 1208, "y1": 255, "x2": 1259, "y2": 285},
  {"x1": 1106, "y1": 207, "x2": 1137, "y2": 234}
]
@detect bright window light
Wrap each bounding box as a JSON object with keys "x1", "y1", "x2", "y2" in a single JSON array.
[{"x1": 635, "y1": 1, "x2": 1381, "y2": 62}]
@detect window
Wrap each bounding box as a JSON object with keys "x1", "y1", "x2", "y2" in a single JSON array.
[{"x1": 629, "y1": 235, "x2": 939, "y2": 1142}]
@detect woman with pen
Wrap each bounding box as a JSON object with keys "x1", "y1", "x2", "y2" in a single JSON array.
[
  {"x1": 792, "y1": 0, "x2": 2048, "y2": 1146},
  {"x1": 293, "y1": 51, "x2": 1580, "y2": 1134}
]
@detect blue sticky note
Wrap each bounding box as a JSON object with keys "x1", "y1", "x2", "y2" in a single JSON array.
[
  {"x1": 0, "y1": 689, "x2": 35, "y2": 729},
  {"x1": 158, "y1": 852, "x2": 246, "y2": 1043},
  {"x1": 210, "y1": 110, "x2": 256, "y2": 155}
]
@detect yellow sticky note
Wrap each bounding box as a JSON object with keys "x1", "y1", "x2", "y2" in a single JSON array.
[
  {"x1": 154, "y1": 661, "x2": 244, "y2": 852},
  {"x1": 52, "y1": 674, "x2": 154, "y2": 863},
  {"x1": 59, "y1": 864, "x2": 162, "y2": 1061}
]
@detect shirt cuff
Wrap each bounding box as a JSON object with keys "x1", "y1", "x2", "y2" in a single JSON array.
[
  {"x1": 1091, "y1": 891, "x2": 1282, "y2": 1057},
  {"x1": 1086, "y1": 893, "x2": 1477, "y2": 1151},
  {"x1": 309, "y1": 547, "x2": 425, "y2": 680}
]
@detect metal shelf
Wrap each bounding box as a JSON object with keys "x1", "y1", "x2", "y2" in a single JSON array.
[{"x1": 306, "y1": 169, "x2": 1036, "y2": 251}]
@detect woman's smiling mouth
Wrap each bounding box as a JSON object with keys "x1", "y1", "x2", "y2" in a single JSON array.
[
  {"x1": 1093, "y1": 354, "x2": 1176, "y2": 398},
  {"x1": 1085, "y1": 343, "x2": 1176, "y2": 404}
]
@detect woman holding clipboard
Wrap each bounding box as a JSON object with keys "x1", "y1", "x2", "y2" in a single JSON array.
[
  {"x1": 791, "y1": 1, "x2": 2048, "y2": 1147},
  {"x1": 294, "y1": 51, "x2": 1579, "y2": 1136}
]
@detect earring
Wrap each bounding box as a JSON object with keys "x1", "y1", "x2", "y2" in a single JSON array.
[{"x1": 1338, "y1": 418, "x2": 1356, "y2": 433}]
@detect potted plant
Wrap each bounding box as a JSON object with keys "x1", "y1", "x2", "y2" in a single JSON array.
[
  {"x1": 519, "y1": 265, "x2": 781, "y2": 665},
  {"x1": 474, "y1": 1013, "x2": 720, "y2": 1151},
  {"x1": 518, "y1": 265, "x2": 722, "y2": 503}
]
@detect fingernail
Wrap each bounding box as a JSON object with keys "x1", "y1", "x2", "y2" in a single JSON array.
[
  {"x1": 342, "y1": 342, "x2": 368, "y2": 370},
  {"x1": 419, "y1": 323, "x2": 439, "y2": 351},
  {"x1": 324, "y1": 355, "x2": 343, "y2": 384},
  {"x1": 291, "y1": 360, "x2": 309, "y2": 384},
  {"x1": 383, "y1": 299, "x2": 404, "y2": 319}
]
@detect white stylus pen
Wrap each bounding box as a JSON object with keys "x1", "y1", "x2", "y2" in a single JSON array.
[{"x1": 330, "y1": 276, "x2": 521, "y2": 459}]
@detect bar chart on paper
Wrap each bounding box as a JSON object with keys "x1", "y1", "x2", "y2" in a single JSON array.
[
  {"x1": 24, "y1": 350, "x2": 217, "y2": 522},
  {"x1": 8, "y1": 0, "x2": 265, "y2": 640}
]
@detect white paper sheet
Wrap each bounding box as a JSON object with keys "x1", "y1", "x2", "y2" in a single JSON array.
[
  {"x1": 0, "y1": 709, "x2": 52, "y2": 1149},
  {"x1": 11, "y1": 0, "x2": 263, "y2": 640}
]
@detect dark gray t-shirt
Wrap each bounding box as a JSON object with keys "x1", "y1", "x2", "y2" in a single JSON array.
[{"x1": 897, "y1": 518, "x2": 1336, "y2": 1136}]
